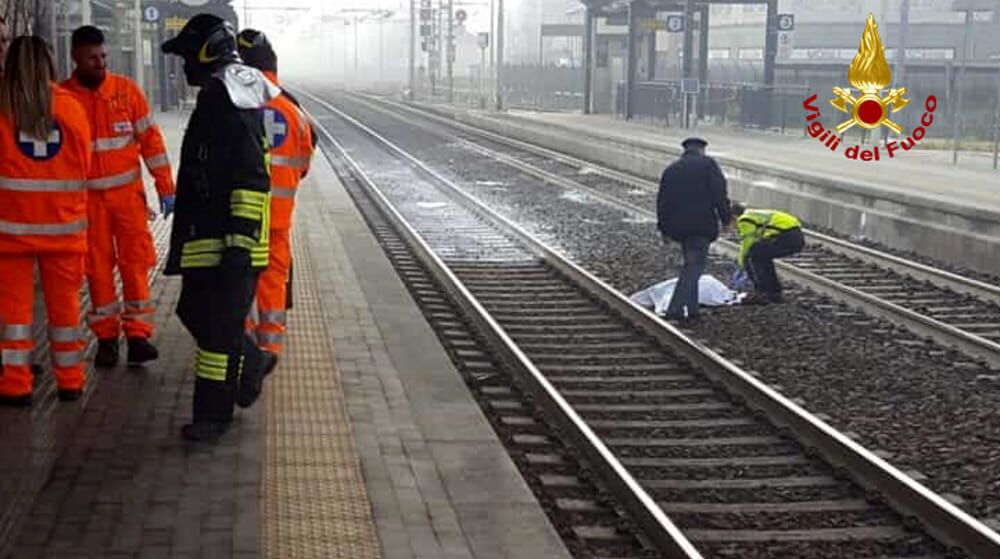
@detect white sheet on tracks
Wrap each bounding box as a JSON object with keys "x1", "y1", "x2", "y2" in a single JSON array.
[{"x1": 630, "y1": 275, "x2": 744, "y2": 315}]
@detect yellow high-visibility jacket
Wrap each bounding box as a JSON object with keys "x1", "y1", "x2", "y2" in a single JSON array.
[{"x1": 736, "y1": 209, "x2": 801, "y2": 268}]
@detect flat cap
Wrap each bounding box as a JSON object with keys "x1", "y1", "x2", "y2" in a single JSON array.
[{"x1": 681, "y1": 137, "x2": 708, "y2": 149}]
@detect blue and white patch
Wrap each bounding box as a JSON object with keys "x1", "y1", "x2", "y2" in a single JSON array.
[
  {"x1": 112, "y1": 121, "x2": 133, "y2": 134},
  {"x1": 17, "y1": 123, "x2": 62, "y2": 161},
  {"x1": 262, "y1": 108, "x2": 288, "y2": 149}
]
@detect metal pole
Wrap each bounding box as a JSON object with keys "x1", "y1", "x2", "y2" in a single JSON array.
[
  {"x1": 682, "y1": 0, "x2": 694, "y2": 79},
  {"x1": 81, "y1": 0, "x2": 92, "y2": 25},
  {"x1": 763, "y1": 0, "x2": 778, "y2": 86},
  {"x1": 354, "y1": 16, "x2": 359, "y2": 86},
  {"x1": 993, "y1": 75, "x2": 1000, "y2": 169},
  {"x1": 380, "y1": 15, "x2": 385, "y2": 84},
  {"x1": 133, "y1": 0, "x2": 144, "y2": 89},
  {"x1": 953, "y1": 10, "x2": 972, "y2": 165},
  {"x1": 625, "y1": 1, "x2": 639, "y2": 120},
  {"x1": 896, "y1": 0, "x2": 909, "y2": 98},
  {"x1": 495, "y1": 0, "x2": 504, "y2": 110},
  {"x1": 447, "y1": 0, "x2": 453, "y2": 103},
  {"x1": 582, "y1": 7, "x2": 593, "y2": 114},
  {"x1": 409, "y1": 0, "x2": 416, "y2": 98}
]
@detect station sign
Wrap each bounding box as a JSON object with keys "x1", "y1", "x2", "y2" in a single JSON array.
[
  {"x1": 681, "y1": 78, "x2": 699, "y2": 94},
  {"x1": 665, "y1": 15, "x2": 685, "y2": 33},
  {"x1": 143, "y1": 5, "x2": 160, "y2": 23},
  {"x1": 478, "y1": 32, "x2": 489, "y2": 49},
  {"x1": 641, "y1": 19, "x2": 666, "y2": 32},
  {"x1": 777, "y1": 13, "x2": 795, "y2": 32}
]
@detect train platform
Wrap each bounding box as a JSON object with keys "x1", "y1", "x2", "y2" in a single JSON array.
[
  {"x1": 504, "y1": 110, "x2": 1000, "y2": 215},
  {"x1": 0, "y1": 110, "x2": 569, "y2": 559}
]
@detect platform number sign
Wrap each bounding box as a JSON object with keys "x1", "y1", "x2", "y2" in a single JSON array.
[
  {"x1": 17, "y1": 125, "x2": 62, "y2": 161},
  {"x1": 777, "y1": 14, "x2": 795, "y2": 32},
  {"x1": 455, "y1": 9, "x2": 467, "y2": 24},
  {"x1": 666, "y1": 15, "x2": 685, "y2": 33},
  {"x1": 143, "y1": 6, "x2": 160, "y2": 23},
  {"x1": 262, "y1": 109, "x2": 288, "y2": 149}
]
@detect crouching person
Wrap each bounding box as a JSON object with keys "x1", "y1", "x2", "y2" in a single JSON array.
[{"x1": 732, "y1": 202, "x2": 805, "y2": 304}]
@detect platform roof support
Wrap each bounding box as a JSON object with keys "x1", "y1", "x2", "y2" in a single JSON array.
[
  {"x1": 682, "y1": 0, "x2": 694, "y2": 79},
  {"x1": 763, "y1": 0, "x2": 778, "y2": 86},
  {"x1": 583, "y1": 6, "x2": 595, "y2": 114},
  {"x1": 625, "y1": 0, "x2": 641, "y2": 119}
]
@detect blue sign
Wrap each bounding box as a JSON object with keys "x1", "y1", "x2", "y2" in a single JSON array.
[
  {"x1": 262, "y1": 109, "x2": 288, "y2": 149},
  {"x1": 17, "y1": 123, "x2": 62, "y2": 161},
  {"x1": 143, "y1": 6, "x2": 160, "y2": 23}
]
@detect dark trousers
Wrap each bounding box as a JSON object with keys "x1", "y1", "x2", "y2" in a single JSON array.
[
  {"x1": 666, "y1": 236, "x2": 710, "y2": 319},
  {"x1": 747, "y1": 228, "x2": 805, "y2": 296},
  {"x1": 177, "y1": 269, "x2": 262, "y2": 423}
]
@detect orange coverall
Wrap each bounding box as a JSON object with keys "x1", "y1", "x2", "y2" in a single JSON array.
[
  {"x1": 62, "y1": 72, "x2": 175, "y2": 342},
  {"x1": 0, "y1": 85, "x2": 92, "y2": 396},
  {"x1": 251, "y1": 71, "x2": 313, "y2": 354}
]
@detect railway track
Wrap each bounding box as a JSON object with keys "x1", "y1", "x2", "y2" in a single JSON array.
[
  {"x1": 299, "y1": 89, "x2": 1000, "y2": 558},
  {"x1": 338, "y1": 92, "x2": 1000, "y2": 366}
]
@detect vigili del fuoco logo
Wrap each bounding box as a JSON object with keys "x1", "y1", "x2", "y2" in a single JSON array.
[{"x1": 803, "y1": 13, "x2": 938, "y2": 161}]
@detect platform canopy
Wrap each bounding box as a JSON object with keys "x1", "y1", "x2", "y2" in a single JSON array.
[{"x1": 581, "y1": 0, "x2": 768, "y2": 15}]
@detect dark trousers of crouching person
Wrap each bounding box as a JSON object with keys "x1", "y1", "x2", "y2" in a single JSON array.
[
  {"x1": 746, "y1": 228, "x2": 805, "y2": 301},
  {"x1": 665, "y1": 236, "x2": 710, "y2": 319}
]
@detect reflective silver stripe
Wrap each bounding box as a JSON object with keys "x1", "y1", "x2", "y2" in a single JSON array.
[
  {"x1": 0, "y1": 177, "x2": 86, "y2": 192},
  {"x1": 2, "y1": 324, "x2": 32, "y2": 341},
  {"x1": 1, "y1": 349, "x2": 31, "y2": 366},
  {"x1": 272, "y1": 186, "x2": 296, "y2": 200},
  {"x1": 259, "y1": 310, "x2": 287, "y2": 324},
  {"x1": 53, "y1": 350, "x2": 83, "y2": 368},
  {"x1": 0, "y1": 218, "x2": 86, "y2": 236},
  {"x1": 271, "y1": 155, "x2": 309, "y2": 169},
  {"x1": 93, "y1": 136, "x2": 134, "y2": 152},
  {"x1": 88, "y1": 302, "x2": 122, "y2": 323},
  {"x1": 49, "y1": 326, "x2": 81, "y2": 343},
  {"x1": 124, "y1": 300, "x2": 151, "y2": 310},
  {"x1": 144, "y1": 153, "x2": 170, "y2": 169},
  {"x1": 257, "y1": 331, "x2": 284, "y2": 345},
  {"x1": 133, "y1": 115, "x2": 153, "y2": 134},
  {"x1": 86, "y1": 168, "x2": 140, "y2": 190}
]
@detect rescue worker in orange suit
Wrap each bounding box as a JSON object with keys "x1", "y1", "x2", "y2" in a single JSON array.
[
  {"x1": 162, "y1": 14, "x2": 279, "y2": 442},
  {"x1": 62, "y1": 26, "x2": 175, "y2": 367},
  {"x1": 237, "y1": 29, "x2": 314, "y2": 359},
  {"x1": 0, "y1": 36, "x2": 92, "y2": 405}
]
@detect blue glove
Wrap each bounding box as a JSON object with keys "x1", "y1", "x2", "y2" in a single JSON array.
[
  {"x1": 731, "y1": 269, "x2": 749, "y2": 290},
  {"x1": 159, "y1": 195, "x2": 175, "y2": 218}
]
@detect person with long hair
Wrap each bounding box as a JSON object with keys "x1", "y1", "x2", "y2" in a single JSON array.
[{"x1": 0, "y1": 36, "x2": 92, "y2": 405}]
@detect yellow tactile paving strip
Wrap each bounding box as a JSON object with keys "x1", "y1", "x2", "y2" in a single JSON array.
[{"x1": 263, "y1": 227, "x2": 382, "y2": 559}]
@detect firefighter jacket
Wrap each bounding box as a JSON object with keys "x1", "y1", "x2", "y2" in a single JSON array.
[
  {"x1": 61, "y1": 72, "x2": 175, "y2": 198},
  {"x1": 164, "y1": 64, "x2": 279, "y2": 275},
  {"x1": 0, "y1": 84, "x2": 92, "y2": 254},
  {"x1": 736, "y1": 209, "x2": 802, "y2": 268},
  {"x1": 261, "y1": 70, "x2": 313, "y2": 230}
]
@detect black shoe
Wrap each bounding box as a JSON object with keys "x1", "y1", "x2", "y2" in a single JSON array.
[
  {"x1": 0, "y1": 394, "x2": 32, "y2": 407},
  {"x1": 235, "y1": 351, "x2": 278, "y2": 409},
  {"x1": 126, "y1": 338, "x2": 159, "y2": 366},
  {"x1": 57, "y1": 389, "x2": 82, "y2": 402},
  {"x1": 181, "y1": 420, "x2": 231, "y2": 442},
  {"x1": 95, "y1": 338, "x2": 120, "y2": 367}
]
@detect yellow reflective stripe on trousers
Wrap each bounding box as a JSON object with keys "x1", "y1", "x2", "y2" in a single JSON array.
[
  {"x1": 0, "y1": 177, "x2": 86, "y2": 192},
  {"x1": 2, "y1": 324, "x2": 32, "y2": 341},
  {"x1": 86, "y1": 168, "x2": 140, "y2": 190},
  {"x1": 0, "y1": 218, "x2": 86, "y2": 236},
  {"x1": 225, "y1": 234, "x2": 258, "y2": 251},
  {"x1": 195, "y1": 348, "x2": 229, "y2": 381}
]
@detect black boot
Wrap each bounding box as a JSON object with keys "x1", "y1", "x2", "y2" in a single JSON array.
[
  {"x1": 0, "y1": 394, "x2": 32, "y2": 407},
  {"x1": 94, "y1": 338, "x2": 120, "y2": 367},
  {"x1": 181, "y1": 420, "x2": 231, "y2": 442},
  {"x1": 236, "y1": 351, "x2": 278, "y2": 409},
  {"x1": 127, "y1": 338, "x2": 159, "y2": 366},
  {"x1": 57, "y1": 389, "x2": 82, "y2": 402}
]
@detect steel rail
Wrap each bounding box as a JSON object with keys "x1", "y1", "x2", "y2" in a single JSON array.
[
  {"x1": 300, "y1": 87, "x2": 1000, "y2": 559},
  {"x1": 370, "y1": 93, "x2": 1000, "y2": 305},
  {"x1": 342, "y1": 92, "x2": 1000, "y2": 366},
  {"x1": 300, "y1": 91, "x2": 704, "y2": 559}
]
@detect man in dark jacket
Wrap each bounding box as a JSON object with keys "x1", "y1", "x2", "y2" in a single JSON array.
[
  {"x1": 656, "y1": 137, "x2": 731, "y2": 320},
  {"x1": 162, "y1": 14, "x2": 280, "y2": 442}
]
